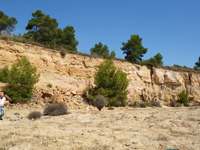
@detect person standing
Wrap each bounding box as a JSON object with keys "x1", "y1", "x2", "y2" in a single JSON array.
[{"x1": 0, "y1": 94, "x2": 6, "y2": 120}]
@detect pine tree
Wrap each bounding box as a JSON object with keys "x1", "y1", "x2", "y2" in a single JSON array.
[
  {"x1": 87, "y1": 59, "x2": 129, "y2": 106},
  {"x1": 195, "y1": 56, "x2": 200, "y2": 69},
  {"x1": 24, "y1": 10, "x2": 58, "y2": 46},
  {"x1": 121, "y1": 35, "x2": 147, "y2": 63},
  {"x1": 90, "y1": 42, "x2": 109, "y2": 57},
  {"x1": 0, "y1": 11, "x2": 18, "y2": 34},
  {"x1": 5, "y1": 57, "x2": 40, "y2": 103}
]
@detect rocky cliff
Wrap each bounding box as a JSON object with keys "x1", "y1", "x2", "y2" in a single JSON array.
[{"x1": 0, "y1": 39, "x2": 200, "y2": 102}]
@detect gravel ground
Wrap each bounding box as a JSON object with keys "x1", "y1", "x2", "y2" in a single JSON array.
[{"x1": 0, "y1": 107, "x2": 200, "y2": 150}]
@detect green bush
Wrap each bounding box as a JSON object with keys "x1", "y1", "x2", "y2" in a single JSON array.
[
  {"x1": 28, "y1": 111, "x2": 42, "y2": 120},
  {"x1": 43, "y1": 103, "x2": 68, "y2": 116},
  {"x1": 194, "y1": 66, "x2": 199, "y2": 71},
  {"x1": 0, "y1": 67, "x2": 10, "y2": 82},
  {"x1": 87, "y1": 59, "x2": 129, "y2": 106},
  {"x1": 5, "y1": 56, "x2": 40, "y2": 103},
  {"x1": 47, "y1": 83, "x2": 52, "y2": 88},
  {"x1": 140, "y1": 53, "x2": 163, "y2": 67},
  {"x1": 93, "y1": 94, "x2": 108, "y2": 111},
  {"x1": 177, "y1": 90, "x2": 189, "y2": 106}
]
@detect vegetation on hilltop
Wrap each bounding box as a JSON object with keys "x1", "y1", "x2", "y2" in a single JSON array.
[
  {"x1": 24, "y1": 10, "x2": 78, "y2": 51},
  {"x1": 194, "y1": 57, "x2": 200, "y2": 71},
  {"x1": 90, "y1": 42, "x2": 116, "y2": 59},
  {"x1": 0, "y1": 10, "x2": 199, "y2": 73},
  {"x1": 0, "y1": 11, "x2": 18, "y2": 34},
  {"x1": 121, "y1": 35, "x2": 147, "y2": 63}
]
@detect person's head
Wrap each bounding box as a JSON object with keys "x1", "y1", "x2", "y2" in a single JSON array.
[{"x1": 0, "y1": 94, "x2": 4, "y2": 99}]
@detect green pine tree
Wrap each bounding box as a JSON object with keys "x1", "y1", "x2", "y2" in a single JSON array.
[
  {"x1": 87, "y1": 59, "x2": 129, "y2": 106},
  {"x1": 178, "y1": 90, "x2": 189, "y2": 106},
  {"x1": 0, "y1": 11, "x2": 18, "y2": 34},
  {"x1": 195, "y1": 56, "x2": 200, "y2": 69},
  {"x1": 24, "y1": 10, "x2": 58, "y2": 46},
  {"x1": 5, "y1": 57, "x2": 40, "y2": 103},
  {"x1": 121, "y1": 35, "x2": 147, "y2": 63},
  {"x1": 90, "y1": 42, "x2": 110, "y2": 58}
]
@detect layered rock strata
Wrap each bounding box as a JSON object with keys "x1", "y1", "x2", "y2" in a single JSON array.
[{"x1": 0, "y1": 40, "x2": 199, "y2": 102}]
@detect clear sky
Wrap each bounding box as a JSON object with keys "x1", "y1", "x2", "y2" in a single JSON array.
[{"x1": 1, "y1": 0, "x2": 200, "y2": 68}]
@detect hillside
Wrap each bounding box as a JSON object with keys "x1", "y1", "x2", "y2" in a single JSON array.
[{"x1": 0, "y1": 39, "x2": 200, "y2": 102}]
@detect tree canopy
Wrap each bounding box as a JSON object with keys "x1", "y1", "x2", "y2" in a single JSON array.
[
  {"x1": 24, "y1": 10, "x2": 58, "y2": 45},
  {"x1": 121, "y1": 35, "x2": 147, "y2": 63},
  {"x1": 24, "y1": 10, "x2": 78, "y2": 51},
  {"x1": 195, "y1": 56, "x2": 200, "y2": 69},
  {"x1": 140, "y1": 53, "x2": 163, "y2": 67},
  {"x1": 90, "y1": 42, "x2": 115, "y2": 58},
  {"x1": 58, "y1": 26, "x2": 79, "y2": 51},
  {"x1": 0, "y1": 11, "x2": 18, "y2": 34},
  {"x1": 90, "y1": 42, "x2": 109, "y2": 57}
]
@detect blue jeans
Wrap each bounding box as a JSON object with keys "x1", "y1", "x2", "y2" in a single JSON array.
[{"x1": 0, "y1": 107, "x2": 4, "y2": 119}]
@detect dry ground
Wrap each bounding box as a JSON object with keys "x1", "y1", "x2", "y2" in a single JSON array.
[{"x1": 0, "y1": 107, "x2": 200, "y2": 150}]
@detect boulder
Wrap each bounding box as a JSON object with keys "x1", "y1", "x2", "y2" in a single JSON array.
[
  {"x1": 50, "y1": 94, "x2": 63, "y2": 103},
  {"x1": 42, "y1": 91, "x2": 52, "y2": 100}
]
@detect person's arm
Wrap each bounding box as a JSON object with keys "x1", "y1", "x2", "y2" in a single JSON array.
[{"x1": 4, "y1": 96, "x2": 9, "y2": 105}]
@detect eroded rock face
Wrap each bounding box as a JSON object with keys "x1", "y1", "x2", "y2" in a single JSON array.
[{"x1": 0, "y1": 40, "x2": 200, "y2": 102}]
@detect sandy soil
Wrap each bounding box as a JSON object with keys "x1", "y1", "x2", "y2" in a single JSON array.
[{"x1": 0, "y1": 107, "x2": 200, "y2": 150}]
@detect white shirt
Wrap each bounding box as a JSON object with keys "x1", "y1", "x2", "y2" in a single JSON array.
[{"x1": 0, "y1": 97, "x2": 6, "y2": 107}]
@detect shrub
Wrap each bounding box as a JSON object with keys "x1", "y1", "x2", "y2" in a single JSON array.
[
  {"x1": 170, "y1": 100, "x2": 182, "y2": 107},
  {"x1": 151, "y1": 101, "x2": 161, "y2": 107},
  {"x1": 47, "y1": 83, "x2": 52, "y2": 88},
  {"x1": 139, "y1": 53, "x2": 163, "y2": 67},
  {"x1": 5, "y1": 56, "x2": 40, "y2": 103},
  {"x1": 87, "y1": 59, "x2": 129, "y2": 106},
  {"x1": 133, "y1": 102, "x2": 140, "y2": 107},
  {"x1": 0, "y1": 67, "x2": 10, "y2": 82},
  {"x1": 139, "y1": 103, "x2": 146, "y2": 108},
  {"x1": 28, "y1": 111, "x2": 42, "y2": 120},
  {"x1": 178, "y1": 90, "x2": 189, "y2": 106},
  {"x1": 93, "y1": 94, "x2": 108, "y2": 111},
  {"x1": 194, "y1": 66, "x2": 199, "y2": 71},
  {"x1": 43, "y1": 103, "x2": 68, "y2": 116},
  {"x1": 170, "y1": 100, "x2": 176, "y2": 107}
]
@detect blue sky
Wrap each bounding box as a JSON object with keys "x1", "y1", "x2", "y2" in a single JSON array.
[{"x1": 1, "y1": 0, "x2": 200, "y2": 68}]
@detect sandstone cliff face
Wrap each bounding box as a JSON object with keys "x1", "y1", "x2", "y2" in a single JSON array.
[{"x1": 0, "y1": 40, "x2": 199, "y2": 102}]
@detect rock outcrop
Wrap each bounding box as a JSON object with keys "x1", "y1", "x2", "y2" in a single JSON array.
[{"x1": 0, "y1": 40, "x2": 200, "y2": 102}]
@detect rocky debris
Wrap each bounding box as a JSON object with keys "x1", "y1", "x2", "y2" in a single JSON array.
[
  {"x1": 26, "y1": 85, "x2": 92, "y2": 110},
  {"x1": 50, "y1": 94, "x2": 63, "y2": 103},
  {"x1": 0, "y1": 82, "x2": 8, "y2": 92},
  {"x1": 41, "y1": 91, "x2": 52, "y2": 100},
  {"x1": 190, "y1": 96, "x2": 200, "y2": 103}
]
